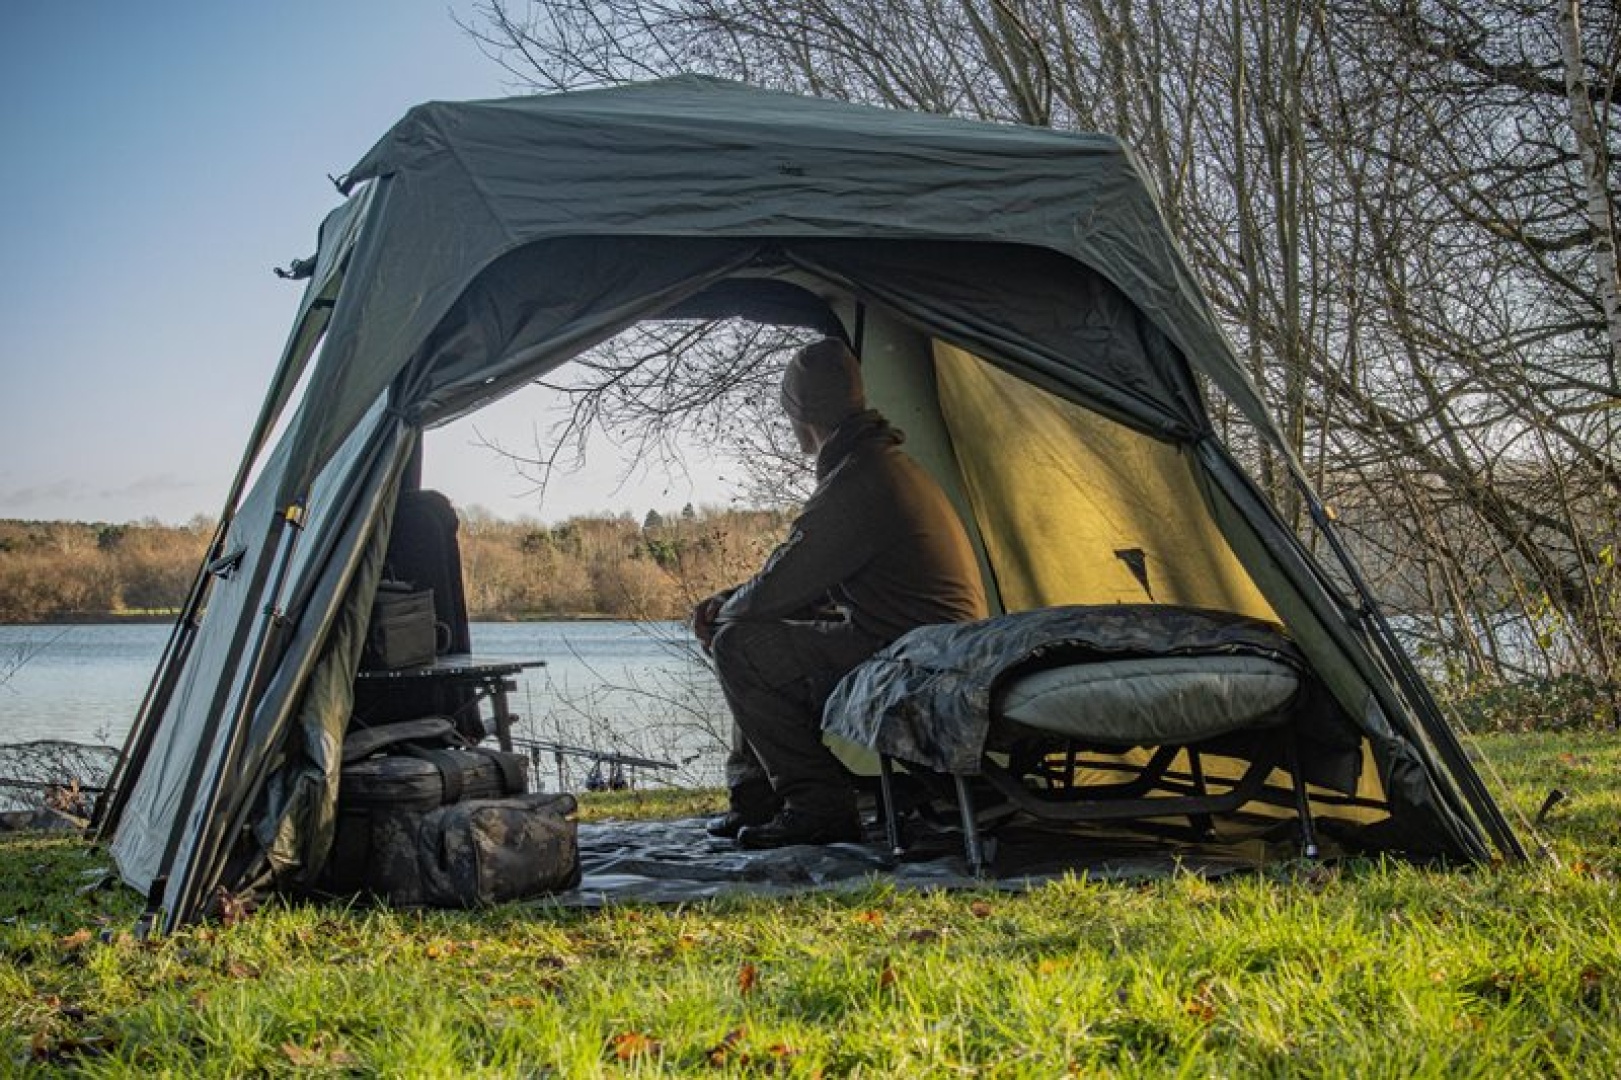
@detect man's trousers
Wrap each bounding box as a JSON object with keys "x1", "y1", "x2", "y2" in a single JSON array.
[{"x1": 709, "y1": 618, "x2": 885, "y2": 818}]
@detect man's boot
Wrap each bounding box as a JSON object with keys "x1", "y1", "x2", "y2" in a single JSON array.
[
  {"x1": 706, "y1": 782, "x2": 780, "y2": 838},
  {"x1": 736, "y1": 804, "x2": 864, "y2": 849}
]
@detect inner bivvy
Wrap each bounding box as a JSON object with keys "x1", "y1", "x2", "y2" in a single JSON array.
[{"x1": 96, "y1": 76, "x2": 1526, "y2": 931}]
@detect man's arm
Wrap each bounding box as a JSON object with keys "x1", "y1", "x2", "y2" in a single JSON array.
[{"x1": 718, "y1": 475, "x2": 880, "y2": 623}]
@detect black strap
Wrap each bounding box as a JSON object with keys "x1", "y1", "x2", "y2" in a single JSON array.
[
  {"x1": 467, "y1": 747, "x2": 527, "y2": 794},
  {"x1": 399, "y1": 744, "x2": 466, "y2": 804}
]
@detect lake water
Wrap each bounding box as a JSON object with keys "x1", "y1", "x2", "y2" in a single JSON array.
[{"x1": 0, "y1": 621, "x2": 730, "y2": 790}]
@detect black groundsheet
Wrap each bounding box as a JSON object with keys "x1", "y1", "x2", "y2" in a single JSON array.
[{"x1": 543, "y1": 812, "x2": 1286, "y2": 907}]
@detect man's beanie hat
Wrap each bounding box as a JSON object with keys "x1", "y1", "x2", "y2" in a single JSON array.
[{"x1": 781, "y1": 338, "x2": 865, "y2": 426}]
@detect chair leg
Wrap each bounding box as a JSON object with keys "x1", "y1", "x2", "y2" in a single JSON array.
[
  {"x1": 1187, "y1": 749, "x2": 1216, "y2": 839},
  {"x1": 877, "y1": 754, "x2": 904, "y2": 857},
  {"x1": 955, "y1": 774, "x2": 987, "y2": 876},
  {"x1": 1286, "y1": 733, "x2": 1320, "y2": 860}
]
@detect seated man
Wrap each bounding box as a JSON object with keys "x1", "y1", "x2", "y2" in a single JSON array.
[{"x1": 693, "y1": 338, "x2": 988, "y2": 848}]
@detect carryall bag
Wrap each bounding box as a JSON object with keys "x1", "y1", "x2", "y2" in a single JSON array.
[
  {"x1": 360, "y1": 580, "x2": 440, "y2": 671},
  {"x1": 417, "y1": 792, "x2": 581, "y2": 907},
  {"x1": 323, "y1": 719, "x2": 531, "y2": 904}
]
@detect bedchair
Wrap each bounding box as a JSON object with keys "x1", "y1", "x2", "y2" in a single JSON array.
[{"x1": 824, "y1": 604, "x2": 1326, "y2": 874}]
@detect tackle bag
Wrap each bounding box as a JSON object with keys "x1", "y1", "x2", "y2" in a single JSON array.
[
  {"x1": 323, "y1": 719, "x2": 536, "y2": 905},
  {"x1": 417, "y1": 792, "x2": 581, "y2": 907}
]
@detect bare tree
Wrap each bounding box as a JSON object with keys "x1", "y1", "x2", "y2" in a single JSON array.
[{"x1": 460, "y1": 0, "x2": 1619, "y2": 694}]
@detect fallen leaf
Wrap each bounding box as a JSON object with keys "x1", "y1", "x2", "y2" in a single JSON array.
[
  {"x1": 705, "y1": 1027, "x2": 748, "y2": 1067},
  {"x1": 969, "y1": 901, "x2": 994, "y2": 919},
  {"x1": 878, "y1": 959, "x2": 899, "y2": 989},
  {"x1": 1185, "y1": 982, "x2": 1219, "y2": 1022},
  {"x1": 280, "y1": 1032, "x2": 352, "y2": 1068},
  {"x1": 30, "y1": 1032, "x2": 116, "y2": 1064},
  {"x1": 1579, "y1": 965, "x2": 1606, "y2": 1004},
  {"x1": 738, "y1": 962, "x2": 760, "y2": 995},
  {"x1": 281, "y1": 1042, "x2": 318, "y2": 1067},
  {"x1": 854, "y1": 910, "x2": 884, "y2": 926},
  {"x1": 609, "y1": 1031, "x2": 661, "y2": 1061},
  {"x1": 58, "y1": 929, "x2": 93, "y2": 951},
  {"x1": 212, "y1": 887, "x2": 256, "y2": 928},
  {"x1": 1185, "y1": 995, "x2": 1218, "y2": 1022},
  {"x1": 906, "y1": 928, "x2": 942, "y2": 944}
]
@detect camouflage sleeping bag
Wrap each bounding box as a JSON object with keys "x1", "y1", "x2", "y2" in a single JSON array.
[{"x1": 821, "y1": 604, "x2": 1311, "y2": 774}]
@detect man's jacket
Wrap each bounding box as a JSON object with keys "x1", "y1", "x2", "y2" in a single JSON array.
[{"x1": 719, "y1": 411, "x2": 987, "y2": 642}]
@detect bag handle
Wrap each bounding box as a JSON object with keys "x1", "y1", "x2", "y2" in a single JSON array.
[{"x1": 342, "y1": 717, "x2": 461, "y2": 764}]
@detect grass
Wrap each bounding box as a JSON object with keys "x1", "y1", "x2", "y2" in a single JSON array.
[{"x1": 3, "y1": 732, "x2": 1619, "y2": 1077}]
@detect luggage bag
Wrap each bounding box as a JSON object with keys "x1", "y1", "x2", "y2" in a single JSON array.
[
  {"x1": 417, "y1": 792, "x2": 581, "y2": 906},
  {"x1": 325, "y1": 724, "x2": 531, "y2": 904}
]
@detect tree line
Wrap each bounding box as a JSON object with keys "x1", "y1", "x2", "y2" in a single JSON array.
[{"x1": 0, "y1": 508, "x2": 793, "y2": 624}]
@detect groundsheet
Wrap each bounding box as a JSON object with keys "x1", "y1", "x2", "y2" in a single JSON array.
[{"x1": 546, "y1": 814, "x2": 1282, "y2": 907}]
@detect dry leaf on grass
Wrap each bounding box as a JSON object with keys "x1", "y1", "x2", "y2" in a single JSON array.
[
  {"x1": 280, "y1": 1032, "x2": 355, "y2": 1068},
  {"x1": 609, "y1": 1030, "x2": 662, "y2": 1061},
  {"x1": 58, "y1": 928, "x2": 93, "y2": 952},
  {"x1": 705, "y1": 1027, "x2": 749, "y2": 1067}
]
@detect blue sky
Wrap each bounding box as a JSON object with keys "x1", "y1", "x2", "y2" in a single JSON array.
[{"x1": 0, "y1": 2, "x2": 731, "y2": 525}]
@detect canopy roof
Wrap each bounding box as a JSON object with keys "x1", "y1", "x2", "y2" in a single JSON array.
[{"x1": 279, "y1": 76, "x2": 1272, "y2": 502}]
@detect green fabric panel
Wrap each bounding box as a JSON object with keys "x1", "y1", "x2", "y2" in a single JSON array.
[
  {"x1": 1192, "y1": 440, "x2": 1489, "y2": 859},
  {"x1": 933, "y1": 343, "x2": 1276, "y2": 618}
]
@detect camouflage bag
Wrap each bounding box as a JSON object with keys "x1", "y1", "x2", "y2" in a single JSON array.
[
  {"x1": 416, "y1": 792, "x2": 580, "y2": 907},
  {"x1": 323, "y1": 719, "x2": 530, "y2": 905}
]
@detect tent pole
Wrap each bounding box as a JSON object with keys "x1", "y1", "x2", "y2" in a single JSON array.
[
  {"x1": 163, "y1": 501, "x2": 309, "y2": 931},
  {"x1": 99, "y1": 291, "x2": 338, "y2": 838},
  {"x1": 194, "y1": 437, "x2": 410, "y2": 914},
  {"x1": 93, "y1": 520, "x2": 226, "y2": 836},
  {"x1": 1290, "y1": 472, "x2": 1528, "y2": 862}
]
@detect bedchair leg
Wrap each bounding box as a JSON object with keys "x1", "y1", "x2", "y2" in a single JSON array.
[
  {"x1": 1187, "y1": 749, "x2": 1216, "y2": 839},
  {"x1": 878, "y1": 754, "x2": 904, "y2": 857},
  {"x1": 954, "y1": 774, "x2": 987, "y2": 876},
  {"x1": 1286, "y1": 734, "x2": 1320, "y2": 860}
]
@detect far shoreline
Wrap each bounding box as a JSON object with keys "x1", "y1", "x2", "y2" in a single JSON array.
[{"x1": 3, "y1": 612, "x2": 665, "y2": 628}]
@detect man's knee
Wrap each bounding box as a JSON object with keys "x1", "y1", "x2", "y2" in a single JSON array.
[{"x1": 710, "y1": 621, "x2": 778, "y2": 685}]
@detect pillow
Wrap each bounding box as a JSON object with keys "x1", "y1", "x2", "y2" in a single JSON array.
[{"x1": 997, "y1": 654, "x2": 1300, "y2": 746}]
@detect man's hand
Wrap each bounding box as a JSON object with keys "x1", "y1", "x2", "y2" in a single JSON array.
[{"x1": 692, "y1": 590, "x2": 733, "y2": 653}]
